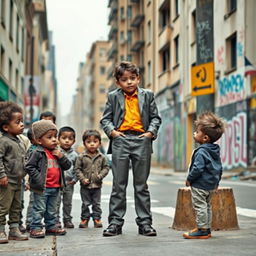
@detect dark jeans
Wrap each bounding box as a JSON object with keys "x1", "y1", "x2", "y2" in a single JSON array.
[
  {"x1": 31, "y1": 188, "x2": 60, "y2": 231},
  {"x1": 80, "y1": 186, "x2": 102, "y2": 220}
]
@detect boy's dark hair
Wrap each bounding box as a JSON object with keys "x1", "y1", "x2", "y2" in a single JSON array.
[
  {"x1": 27, "y1": 128, "x2": 34, "y2": 142},
  {"x1": 195, "y1": 112, "x2": 225, "y2": 143},
  {"x1": 0, "y1": 102, "x2": 23, "y2": 132},
  {"x1": 82, "y1": 129, "x2": 101, "y2": 143},
  {"x1": 113, "y1": 61, "x2": 140, "y2": 81},
  {"x1": 39, "y1": 111, "x2": 56, "y2": 123},
  {"x1": 58, "y1": 126, "x2": 76, "y2": 138}
]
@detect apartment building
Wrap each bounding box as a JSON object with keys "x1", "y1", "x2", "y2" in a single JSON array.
[
  {"x1": 0, "y1": 0, "x2": 27, "y2": 105},
  {"x1": 0, "y1": 0, "x2": 57, "y2": 125},
  {"x1": 106, "y1": 0, "x2": 256, "y2": 172},
  {"x1": 71, "y1": 41, "x2": 111, "y2": 146}
]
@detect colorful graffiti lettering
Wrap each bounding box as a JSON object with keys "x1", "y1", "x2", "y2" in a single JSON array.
[
  {"x1": 218, "y1": 72, "x2": 246, "y2": 106},
  {"x1": 220, "y1": 112, "x2": 247, "y2": 169}
]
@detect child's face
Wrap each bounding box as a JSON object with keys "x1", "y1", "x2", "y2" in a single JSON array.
[
  {"x1": 193, "y1": 126, "x2": 209, "y2": 144},
  {"x1": 58, "y1": 131, "x2": 75, "y2": 151},
  {"x1": 2, "y1": 112, "x2": 24, "y2": 136},
  {"x1": 41, "y1": 116, "x2": 55, "y2": 123},
  {"x1": 116, "y1": 71, "x2": 140, "y2": 95},
  {"x1": 83, "y1": 135, "x2": 101, "y2": 155},
  {"x1": 37, "y1": 129, "x2": 58, "y2": 150}
]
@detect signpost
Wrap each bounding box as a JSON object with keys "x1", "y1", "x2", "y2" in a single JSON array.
[{"x1": 191, "y1": 62, "x2": 215, "y2": 96}]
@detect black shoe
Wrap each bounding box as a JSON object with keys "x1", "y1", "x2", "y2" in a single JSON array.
[
  {"x1": 103, "y1": 224, "x2": 122, "y2": 237},
  {"x1": 138, "y1": 224, "x2": 157, "y2": 236}
]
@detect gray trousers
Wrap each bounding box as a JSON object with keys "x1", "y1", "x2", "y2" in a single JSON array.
[
  {"x1": 56, "y1": 183, "x2": 75, "y2": 222},
  {"x1": 191, "y1": 186, "x2": 214, "y2": 229},
  {"x1": 26, "y1": 191, "x2": 34, "y2": 225},
  {"x1": 109, "y1": 135, "x2": 152, "y2": 226},
  {"x1": 80, "y1": 186, "x2": 102, "y2": 220}
]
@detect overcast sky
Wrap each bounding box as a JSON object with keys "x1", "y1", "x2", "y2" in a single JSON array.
[{"x1": 46, "y1": 0, "x2": 109, "y2": 117}]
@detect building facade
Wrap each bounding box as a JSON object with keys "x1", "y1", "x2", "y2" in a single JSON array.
[{"x1": 106, "y1": 0, "x2": 256, "y2": 172}]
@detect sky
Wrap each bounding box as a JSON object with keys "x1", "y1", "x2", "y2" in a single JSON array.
[{"x1": 46, "y1": 0, "x2": 109, "y2": 117}]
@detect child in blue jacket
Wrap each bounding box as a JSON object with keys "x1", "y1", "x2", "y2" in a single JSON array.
[{"x1": 183, "y1": 112, "x2": 225, "y2": 239}]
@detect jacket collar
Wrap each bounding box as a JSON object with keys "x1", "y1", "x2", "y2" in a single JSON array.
[
  {"x1": 2, "y1": 132, "x2": 20, "y2": 143},
  {"x1": 117, "y1": 87, "x2": 145, "y2": 114}
]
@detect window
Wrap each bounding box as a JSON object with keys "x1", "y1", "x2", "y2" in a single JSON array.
[
  {"x1": 127, "y1": 30, "x2": 132, "y2": 43},
  {"x1": 21, "y1": 27, "x2": 24, "y2": 60},
  {"x1": 16, "y1": 15, "x2": 20, "y2": 52},
  {"x1": 100, "y1": 66, "x2": 105, "y2": 75},
  {"x1": 147, "y1": 61, "x2": 152, "y2": 84},
  {"x1": 174, "y1": 35, "x2": 179, "y2": 65},
  {"x1": 1, "y1": 0, "x2": 6, "y2": 27},
  {"x1": 99, "y1": 48, "x2": 106, "y2": 57},
  {"x1": 174, "y1": 0, "x2": 179, "y2": 18},
  {"x1": 127, "y1": 5, "x2": 132, "y2": 19},
  {"x1": 147, "y1": 21, "x2": 151, "y2": 43},
  {"x1": 120, "y1": 7, "x2": 125, "y2": 20},
  {"x1": 226, "y1": 32, "x2": 237, "y2": 71},
  {"x1": 15, "y1": 68, "x2": 19, "y2": 91},
  {"x1": 227, "y1": 0, "x2": 237, "y2": 13},
  {"x1": 127, "y1": 54, "x2": 132, "y2": 62},
  {"x1": 9, "y1": 0, "x2": 13, "y2": 40},
  {"x1": 0, "y1": 46, "x2": 5, "y2": 72},
  {"x1": 120, "y1": 55, "x2": 124, "y2": 61},
  {"x1": 159, "y1": 2, "x2": 170, "y2": 30},
  {"x1": 9, "y1": 59, "x2": 13, "y2": 84},
  {"x1": 99, "y1": 84, "x2": 105, "y2": 94},
  {"x1": 191, "y1": 10, "x2": 196, "y2": 44},
  {"x1": 161, "y1": 47, "x2": 170, "y2": 72}
]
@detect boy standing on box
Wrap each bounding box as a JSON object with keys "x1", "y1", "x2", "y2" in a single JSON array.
[{"x1": 183, "y1": 112, "x2": 225, "y2": 239}]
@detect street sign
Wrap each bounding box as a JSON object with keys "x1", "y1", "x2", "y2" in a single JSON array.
[{"x1": 191, "y1": 62, "x2": 215, "y2": 96}]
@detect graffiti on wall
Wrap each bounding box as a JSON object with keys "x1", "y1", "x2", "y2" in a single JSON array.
[
  {"x1": 217, "y1": 71, "x2": 246, "y2": 106},
  {"x1": 220, "y1": 112, "x2": 247, "y2": 169}
]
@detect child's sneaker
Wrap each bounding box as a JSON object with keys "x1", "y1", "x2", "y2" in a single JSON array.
[
  {"x1": 207, "y1": 228, "x2": 211, "y2": 237},
  {"x1": 94, "y1": 219, "x2": 103, "y2": 228},
  {"x1": 79, "y1": 219, "x2": 89, "y2": 228},
  {"x1": 183, "y1": 228, "x2": 209, "y2": 239},
  {"x1": 64, "y1": 221, "x2": 74, "y2": 228},
  {"x1": 0, "y1": 231, "x2": 8, "y2": 244}
]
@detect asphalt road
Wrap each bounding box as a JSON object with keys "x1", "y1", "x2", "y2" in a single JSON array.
[{"x1": 1, "y1": 166, "x2": 256, "y2": 256}]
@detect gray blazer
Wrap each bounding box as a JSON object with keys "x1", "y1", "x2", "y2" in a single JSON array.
[{"x1": 100, "y1": 87, "x2": 162, "y2": 154}]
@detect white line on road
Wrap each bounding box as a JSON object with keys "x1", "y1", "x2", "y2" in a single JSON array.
[{"x1": 151, "y1": 206, "x2": 256, "y2": 219}]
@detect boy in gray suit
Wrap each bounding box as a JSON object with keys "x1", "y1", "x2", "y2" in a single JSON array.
[{"x1": 100, "y1": 61, "x2": 161, "y2": 236}]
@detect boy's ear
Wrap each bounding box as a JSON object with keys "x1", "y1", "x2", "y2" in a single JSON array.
[
  {"x1": 36, "y1": 138, "x2": 42, "y2": 145},
  {"x1": 2, "y1": 124, "x2": 9, "y2": 132},
  {"x1": 203, "y1": 135, "x2": 210, "y2": 142}
]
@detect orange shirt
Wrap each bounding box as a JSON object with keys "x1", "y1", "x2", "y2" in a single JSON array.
[{"x1": 118, "y1": 90, "x2": 145, "y2": 132}]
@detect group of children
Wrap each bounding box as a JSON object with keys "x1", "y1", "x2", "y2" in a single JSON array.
[
  {"x1": 0, "y1": 105, "x2": 109, "y2": 243},
  {"x1": 0, "y1": 61, "x2": 225, "y2": 244}
]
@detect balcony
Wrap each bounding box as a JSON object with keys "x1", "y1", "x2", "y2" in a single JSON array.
[
  {"x1": 131, "y1": 40, "x2": 145, "y2": 52},
  {"x1": 119, "y1": 37, "x2": 127, "y2": 45},
  {"x1": 130, "y1": 14, "x2": 144, "y2": 27},
  {"x1": 158, "y1": 25, "x2": 171, "y2": 50},
  {"x1": 108, "y1": 0, "x2": 117, "y2": 7},
  {"x1": 107, "y1": 43, "x2": 118, "y2": 60},
  {"x1": 108, "y1": 7, "x2": 118, "y2": 24},
  {"x1": 108, "y1": 25, "x2": 118, "y2": 40}
]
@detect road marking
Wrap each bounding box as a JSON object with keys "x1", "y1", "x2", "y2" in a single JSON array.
[{"x1": 151, "y1": 206, "x2": 256, "y2": 219}]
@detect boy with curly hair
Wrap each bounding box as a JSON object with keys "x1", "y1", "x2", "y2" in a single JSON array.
[
  {"x1": 0, "y1": 102, "x2": 28, "y2": 243},
  {"x1": 183, "y1": 112, "x2": 225, "y2": 239}
]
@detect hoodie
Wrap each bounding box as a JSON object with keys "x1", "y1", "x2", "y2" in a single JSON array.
[{"x1": 187, "y1": 143, "x2": 223, "y2": 190}]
